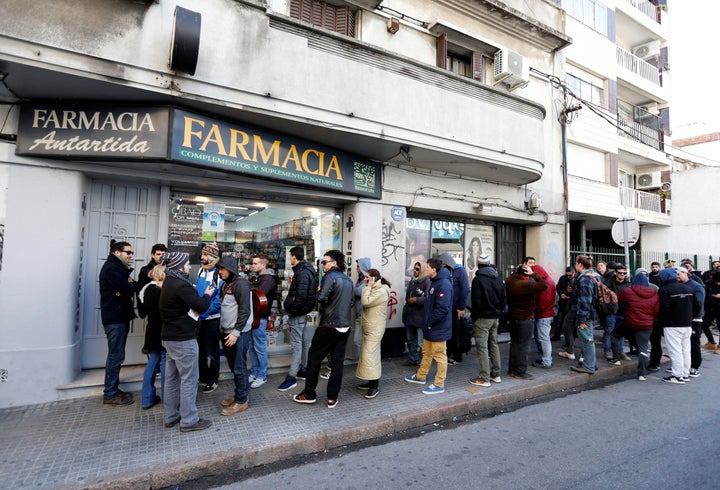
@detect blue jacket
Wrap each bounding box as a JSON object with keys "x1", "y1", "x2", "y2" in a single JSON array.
[
  {"x1": 424, "y1": 267, "x2": 453, "y2": 341},
  {"x1": 450, "y1": 265, "x2": 470, "y2": 311},
  {"x1": 196, "y1": 266, "x2": 223, "y2": 320}
]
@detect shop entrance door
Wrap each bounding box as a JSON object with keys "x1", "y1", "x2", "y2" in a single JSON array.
[{"x1": 81, "y1": 182, "x2": 160, "y2": 368}]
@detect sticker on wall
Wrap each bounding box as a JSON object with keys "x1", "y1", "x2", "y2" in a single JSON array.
[{"x1": 390, "y1": 206, "x2": 405, "y2": 222}]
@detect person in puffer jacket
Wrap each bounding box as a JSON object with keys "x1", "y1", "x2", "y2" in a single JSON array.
[
  {"x1": 618, "y1": 271, "x2": 659, "y2": 380},
  {"x1": 532, "y1": 264, "x2": 556, "y2": 369}
]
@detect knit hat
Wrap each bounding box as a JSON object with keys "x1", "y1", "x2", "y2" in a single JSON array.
[
  {"x1": 477, "y1": 254, "x2": 491, "y2": 266},
  {"x1": 201, "y1": 242, "x2": 219, "y2": 262},
  {"x1": 161, "y1": 251, "x2": 189, "y2": 270}
]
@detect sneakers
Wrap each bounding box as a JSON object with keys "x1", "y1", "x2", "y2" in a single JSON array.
[
  {"x1": 607, "y1": 358, "x2": 621, "y2": 366},
  {"x1": 488, "y1": 375, "x2": 502, "y2": 383},
  {"x1": 570, "y1": 366, "x2": 594, "y2": 375},
  {"x1": 296, "y1": 369, "x2": 307, "y2": 380},
  {"x1": 714, "y1": 348, "x2": 720, "y2": 355},
  {"x1": 558, "y1": 351, "x2": 575, "y2": 360},
  {"x1": 422, "y1": 384, "x2": 445, "y2": 395},
  {"x1": 447, "y1": 358, "x2": 456, "y2": 365},
  {"x1": 604, "y1": 352, "x2": 613, "y2": 361},
  {"x1": 509, "y1": 372, "x2": 534, "y2": 380},
  {"x1": 356, "y1": 382, "x2": 371, "y2": 390},
  {"x1": 647, "y1": 365, "x2": 660, "y2": 372},
  {"x1": 292, "y1": 393, "x2": 317, "y2": 404},
  {"x1": 202, "y1": 382, "x2": 218, "y2": 393},
  {"x1": 531, "y1": 360, "x2": 551, "y2": 369},
  {"x1": 221, "y1": 396, "x2": 234, "y2": 407},
  {"x1": 164, "y1": 418, "x2": 181, "y2": 428},
  {"x1": 469, "y1": 376, "x2": 491, "y2": 387},
  {"x1": 638, "y1": 375, "x2": 647, "y2": 381},
  {"x1": 221, "y1": 400, "x2": 248, "y2": 416},
  {"x1": 701, "y1": 342, "x2": 717, "y2": 350},
  {"x1": 663, "y1": 375, "x2": 685, "y2": 384},
  {"x1": 364, "y1": 388, "x2": 379, "y2": 399},
  {"x1": 404, "y1": 374, "x2": 426, "y2": 384},
  {"x1": 248, "y1": 374, "x2": 257, "y2": 384},
  {"x1": 250, "y1": 377, "x2": 267, "y2": 389},
  {"x1": 319, "y1": 369, "x2": 331, "y2": 380},
  {"x1": 665, "y1": 368, "x2": 673, "y2": 374},
  {"x1": 689, "y1": 368, "x2": 700, "y2": 378},
  {"x1": 619, "y1": 353, "x2": 631, "y2": 361},
  {"x1": 277, "y1": 376, "x2": 297, "y2": 392},
  {"x1": 327, "y1": 399, "x2": 339, "y2": 408},
  {"x1": 180, "y1": 418, "x2": 212, "y2": 432}
]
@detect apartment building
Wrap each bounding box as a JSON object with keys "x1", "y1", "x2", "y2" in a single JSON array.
[
  {"x1": 555, "y1": 0, "x2": 672, "y2": 253},
  {"x1": 0, "y1": 0, "x2": 570, "y2": 406}
]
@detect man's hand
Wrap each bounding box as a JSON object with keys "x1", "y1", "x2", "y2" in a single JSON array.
[{"x1": 224, "y1": 334, "x2": 237, "y2": 347}]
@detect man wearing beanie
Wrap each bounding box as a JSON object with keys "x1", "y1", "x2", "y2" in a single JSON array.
[
  {"x1": 196, "y1": 242, "x2": 223, "y2": 393},
  {"x1": 469, "y1": 254, "x2": 505, "y2": 386},
  {"x1": 658, "y1": 267, "x2": 698, "y2": 384},
  {"x1": 160, "y1": 251, "x2": 215, "y2": 431}
]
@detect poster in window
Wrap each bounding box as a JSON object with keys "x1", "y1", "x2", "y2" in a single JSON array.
[
  {"x1": 202, "y1": 202, "x2": 225, "y2": 233},
  {"x1": 464, "y1": 224, "x2": 495, "y2": 281}
]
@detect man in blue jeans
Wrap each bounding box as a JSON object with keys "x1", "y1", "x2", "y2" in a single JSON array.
[
  {"x1": 98, "y1": 240, "x2": 137, "y2": 406},
  {"x1": 248, "y1": 254, "x2": 277, "y2": 388},
  {"x1": 278, "y1": 246, "x2": 317, "y2": 391}
]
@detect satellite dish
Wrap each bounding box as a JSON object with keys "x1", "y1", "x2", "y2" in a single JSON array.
[{"x1": 660, "y1": 182, "x2": 671, "y2": 192}]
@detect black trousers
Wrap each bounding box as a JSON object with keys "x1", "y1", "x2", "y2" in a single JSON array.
[
  {"x1": 508, "y1": 318, "x2": 533, "y2": 375},
  {"x1": 301, "y1": 327, "x2": 350, "y2": 400},
  {"x1": 649, "y1": 320, "x2": 663, "y2": 367}
]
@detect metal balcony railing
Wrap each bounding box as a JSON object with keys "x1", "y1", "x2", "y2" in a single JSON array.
[
  {"x1": 616, "y1": 46, "x2": 661, "y2": 86},
  {"x1": 616, "y1": 100, "x2": 664, "y2": 151},
  {"x1": 619, "y1": 186, "x2": 661, "y2": 212},
  {"x1": 623, "y1": 0, "x2": 660, "y2": 23}
]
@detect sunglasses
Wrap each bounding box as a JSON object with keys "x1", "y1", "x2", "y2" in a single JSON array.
[
  {"x1": 122, "y1": 250, "x2": 134, "y2": 255},
  {"x1": 321, "y1": 259, "x2": 335, "y2": 266},
  {"x1": 615, "y1": 271, "x2": 626, "y2": 275},
  {"x1": 413, "y1": 267, "x2": 421, "y2": 271}
]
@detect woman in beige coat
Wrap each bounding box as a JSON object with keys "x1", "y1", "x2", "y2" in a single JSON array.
[{"x1": 356, "y1": 268, "x2": 391, "y2": 399}]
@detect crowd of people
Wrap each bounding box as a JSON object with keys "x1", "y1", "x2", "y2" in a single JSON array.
[{"x1": 98, "y1": 237, "x2": 720, "y2": 432}]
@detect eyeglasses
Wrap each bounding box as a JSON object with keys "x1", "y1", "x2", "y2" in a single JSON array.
[
  {"x1": 413, "y1": 267, "x2": 421, "y2": 271},
  {"x1": 321, "y1": 259, "x2": 335, "y2": 266},
  {"x1": 615, "y1": 272, "x2": 626, "y2": 275},
  {"x1": 122, "y1": 250, "x2": 134, "y2": 255}
]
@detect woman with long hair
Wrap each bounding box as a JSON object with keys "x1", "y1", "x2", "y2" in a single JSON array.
[
  {"x1": 139, "y1": 264, "x2": 166, "y2": 409},
  {"x1": 356, "y1": 268, "x2": 391, "y2": 399}
]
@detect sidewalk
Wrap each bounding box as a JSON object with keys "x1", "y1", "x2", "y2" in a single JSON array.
[{"x1": 2, "y1": 339, "x2": 646, "y2": 489}]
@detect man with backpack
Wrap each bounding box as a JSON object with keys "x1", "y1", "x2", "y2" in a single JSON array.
[
  {"x1": 568, "y1": 255, "x2": 600, "y2": 375},
  {"x1": 278, "y1": 246, "x2": 318, "y2": 391}
]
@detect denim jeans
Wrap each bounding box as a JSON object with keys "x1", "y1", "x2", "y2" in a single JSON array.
[
  {"x1": 472, "y1": 317, "x2": 501, "y2": 378},
  {"x1": 405, "y1": 323, "x2": 424, "y2": 365},
  {"x1": 223, "y1": 331, "x2": 251, "y2": 404},
  {"x1": 534, "y1": 317, "x2": 553, "y2": 367},
  {"x1": 631, "y1": 329, "x2": 651, "y2": 377},
  {"x1": 578, "y1": 321, "x2": 597, "y2": 372},
  {"x1": 249, "y1": 319, "x2": 268, "y2": 379},
  {"x1": 288, "y1": 314, "x2": 313, "y2": 377},
  {"x1": 102, "y1": 322, "x2": 130, "y2": 399},
  {"x1": 508, "y1": 319, "x2": 533, "y2": 376},
  {"x1": 198, "y1": 318, "x2": 220, "y2": 385},
  {"x1": 162, "y1": 339, "x2": 200, "y2": 427},
  {"x1": 603, "y1": 314, "x2": 624, "y2": 355},
  {"x1": 141, "y1": 349, "x2": 166, "y2": 408}
]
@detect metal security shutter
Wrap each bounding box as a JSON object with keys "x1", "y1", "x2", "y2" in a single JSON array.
[
  {"x1": 290, "y1": 0, "x2": 355, "y2": 37},
  {"x1": 471, "y1": 51, "x2": 483, "y2": 81}
]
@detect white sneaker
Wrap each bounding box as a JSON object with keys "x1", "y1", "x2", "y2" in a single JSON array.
[
  {"x1": 638, "y1": 376, "x2": 647, "y2": 381},
  {"x1": 558, "y1": 351, "x2": 576, "y2": 360},
  {"x1": 250, "y1": 377, "x2": 267, "y2": 388},
  {"x1": 248, "y1": 374, "x2": 257, "y2": 383}
]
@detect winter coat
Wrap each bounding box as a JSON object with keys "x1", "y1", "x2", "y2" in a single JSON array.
[
  {"x1": 99, "y1": 253, "x2": 137, "y2": 325},
  {"x1": 424, "y1": 267, "x2": 453, "y2": 341},
  {"x1": 450, "y1": 265, "x2": 470, "y2": 311},
  {"x1": 705, "y1": 281, "x2": 720, "y2": 311},
  {"x1": 251, "y1": 269, "x2": 277, "y2": 318},
  {"x1": 567, "y1": 270, "x2": 599, "y2": 327},
  {"x1": 140, "y1": 282, "x2": 162, "y2": 353},
  {"x1": 354, "y1": 258, "x2": 372, "y2": 317},
  {"x1": 684, "y1": 277, "x2": 705, "y2": 320},
  {"x1": 318, "y1": 267, "x2": 354, "y2": 328},
  {"x1": 219, "y1": 275, "x2": 253, "y2": 337},
  {"x1": 403, "y1": 275, "x2": 430, "y2": 328},
  {"x1": 356, "y1": 282, "x2": 389, "y2": 381},
  {"x1": 505, "y1": 271, "x2": 547, "y2": 321},
  {"x1": 284, "y1": 260, "x2": 317, "y2": 316},
  {"x1": 160, "y1": 272, "x2": 212, "y2": 342},
  {"x1": 658, "y1": 279, "x2": 697, "y2": 329},
  {"x1": 470, "y1": 265, "x2": 505, "y2": 320},
  {"x1": 532, "y1": 265, "x2": 556, "y2": 320},
  {"x1": 196, "y1": 266, "x2": 222, "y2": 320},
  {"x1": 618, "y1": 285, "x2": 659, "y2": 330}
]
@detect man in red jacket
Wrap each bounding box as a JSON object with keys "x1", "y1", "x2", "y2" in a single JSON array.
[
  {"x1": 532, "y1": 265, "x2": 556, "y2": 369},
  {"x1": 505, "y1": 264, "x2": 547, "y2": 379}
]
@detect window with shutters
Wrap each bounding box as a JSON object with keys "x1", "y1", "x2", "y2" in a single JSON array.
[
  {"x1": 436, "y1": 32, "x2": 493, "y2": 83},
  {"x1": 290, "y1": 0, "x2": 356, "y2": 37}
]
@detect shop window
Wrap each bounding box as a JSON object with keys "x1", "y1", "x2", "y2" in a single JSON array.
[
  {"x1": 167, "y1": 193, "x2": 341, "y2": 352},
  {"x1": 290, "y1": 0, "x2": 356, "y2": 37}
]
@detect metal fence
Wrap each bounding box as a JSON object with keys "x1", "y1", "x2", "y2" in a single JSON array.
[{"x1": 570, "y1": 246, "x2": 720, "y2": 273}]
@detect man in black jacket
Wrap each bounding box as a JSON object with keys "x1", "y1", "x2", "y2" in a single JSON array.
[
  {"x1": 160, "y1": 251, "x2": 214, "y2": 432},
  {"x1": 659, "y1": 267, "x2": 699, "y2": 384},
  {"x1": 278, "y1": 246, "x2": 317, "y2": 391},
  {"x1": 469, "y1": 254, "x2": 505, "y2": 387},
  {"x1": 99, "y1": 240, "x2": 137, "y2": 406}
]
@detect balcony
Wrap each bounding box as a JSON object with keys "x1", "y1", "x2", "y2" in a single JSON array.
[
  {"x1": 622, "y1": 0, "x2": 660, "y2": 24},
  {"x1": 619, "y1": 186, "x2": 661, "y2": 212},
  {"x1": 616, "y1": 46, "x2": 661, "y2": 86},
  {"x1": 616, "y1": 100, "x2": 664, "y2": 151}
]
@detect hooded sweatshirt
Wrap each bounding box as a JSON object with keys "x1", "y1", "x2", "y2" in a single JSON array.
[
  {"x1": 532, "y1": 265, "x2": 556, "y2": 320},
  {"x1": 505, "y1": 270, "x2": 547, "y2": 321},
  {"x1": 470, "y1": 264, "x2": 505, "y2": 320},
  {"x1": 618, "y1": 273, "x2": 659, "y2": 330},
  {"x1": 355, "y1": 257, "x2": 372, "y2": 317},
  {"x1": 438, "y1": 252, "x2": 469, "y2": 311},
  {"x1": 658, "y1": 268, "x2": 697, "y2": 328}
]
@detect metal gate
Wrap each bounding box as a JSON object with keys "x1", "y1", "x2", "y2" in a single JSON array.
[{"x1": 81, "y1": 182, "x2": 160, "y2": 368}]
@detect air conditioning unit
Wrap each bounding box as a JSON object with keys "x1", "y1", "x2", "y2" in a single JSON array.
[
  {"x1": 632, "y1": 40, "x2": 661, "y2": 60},
  {"x1": 636, "y1": 172, "x2": 662, "y2": 190},
  {"x1": 494, "y1": 49, "x2": 529, "y2": 89}
]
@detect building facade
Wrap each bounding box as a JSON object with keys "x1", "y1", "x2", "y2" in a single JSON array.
[{"x1": 0, "y1": 0, "x2": 570, "y2": 407}]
